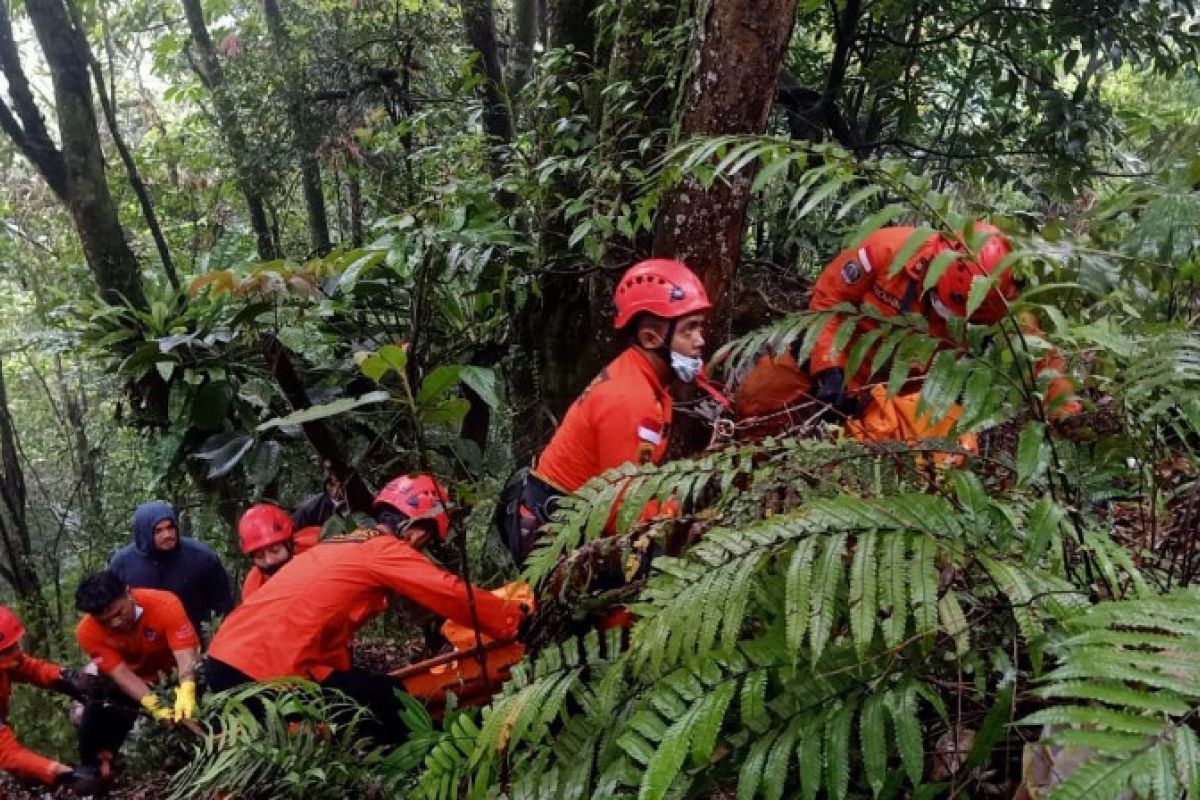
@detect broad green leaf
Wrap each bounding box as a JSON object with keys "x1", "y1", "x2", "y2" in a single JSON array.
[
  {"x1": 1016, "y1": 421, "x2": 1047, "y2": 486},
  {"x1": 257, "y1": 390, "x2": 390, "y2": 431}
]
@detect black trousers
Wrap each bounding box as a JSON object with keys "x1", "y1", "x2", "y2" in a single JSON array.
[
  {"x1": 206, "y1": 657, "x2": 407, "y2": 745},
  {"x1": 77, "y1": 694, "x2": 139, "y2": 766}
]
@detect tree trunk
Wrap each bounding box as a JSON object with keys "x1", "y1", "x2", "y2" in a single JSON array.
[
  {"x1": 180, "y1": 0, "x2": 279, "y2": 262},
  {"x1": 0, "y1": 0, "x2": 68, "y2": 201},
  {"x1": 652, "y1": 0, "x2": 798, "y2": 333},
  {"x1": 548, "y1": 0, "x2": 597, "y2": 55},
  {"x1": 511, "y1": 0, "x2": 538, "y2": 92},
  {"x1": 261, "y1": 335, "x2": 375, "y2": 513},
  {"x1": 460, "y1": 0, "x2": 515, "y2": 146},
  {"x1": 262, "y1": 0, "x2": 332, "y2": 257},
  {"x1": 14, "y1": 0, "x2": 147, "y2": 308},
  {"x1": 0, "y1": 355, "x2": 53, "y2": 649},
  {"x1": 68, "y1": 0, "x2": 179, "y2": 290}
]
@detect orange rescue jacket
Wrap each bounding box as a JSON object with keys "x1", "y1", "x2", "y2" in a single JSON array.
[
  {"x1": 0, "y1": 653, "x2": 65, "y2": 784},
  {"x1": 534, "y1": 348, "x2": 672, "y2": 493},
  {"x1": 76, "y1": 588, "x2": 199, "y2": 683},
  {"x1": 208, "y1": 530, "x2": 524, "y2": 682}
]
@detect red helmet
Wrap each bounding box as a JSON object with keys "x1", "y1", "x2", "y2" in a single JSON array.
[
  {"x1": 612, "y1": 259, "x2": 712, "y2": 330},
  {"x1": 934, "y1": 222, "x2": 1017, "y2": 324},
  {"x1": 238, "y1": 503, "x2": 294, "y2": 555},
  {"x1": 0, "y1": 605, "x2": 26, "y2": 648},
  {"x1": 373, "y1": 474, "x2": 450, "y2": 540}
]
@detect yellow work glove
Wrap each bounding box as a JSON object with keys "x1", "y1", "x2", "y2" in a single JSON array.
[
  {"x1": 140, "y1": 693, "x2": 172, "y2": 722},
  {"x1": 172, "y1": 680, "x2": 198, "y2": 722}
]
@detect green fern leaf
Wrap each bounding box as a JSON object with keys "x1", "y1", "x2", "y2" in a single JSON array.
[
  {"x1": 887, "y1": 686, "x2": 923, "y2": 785},
  {"x1": 879, "y1": 533, "x2": 909, "y2": 646},
  {"x1": 979, "y1": 555, "x2": 1043, "y2": 640},
  {"x1": 1045, "y1": 750, "x2": 1152, "y2": 800},
  {"x1": 849, "y1": 533, "x2": 878, "y2": 656},
  {"x1": 860, "y1": 693, "x2": 888, "y2": 796},
  {"x1": 639, "y1": 701, "x2": 705, "y2": 800},
  {"x1": 736, "y1": 730, "x2": 778, "y2": 800},
  {"x1": 1035, "y1": 680, "x2": 1191, "y2": 715},
  {"x1": 909, "y1": 534, "x2": 938, "y2": 637},
  {"x1": 741, "y1": 669, "x2": 769, "y2": 732},
  {"x1": 1172, "y1": 725, "x2": 1200, "y2": 799},
  {"x1": 810, "y1": 534, "x2": 848, "y2": 662},
  {"x1": 761, "y1": 719, "x2": 801, "y2": 800},
  {"x1": 1148, "y1": 741, "x2": 1180, "y2": 800},
  {"x1": 1023, "y1": 706, "x2": 1166, "y2": 736},
  {"x1": 937, "y1": 590, "x2": 970, "y2": 656},
  {"x1": 689, "y1": 680, "x2": 736, "y2": 767},
  {"x1": 825, "y1": 702, "x2": 853, "y2": 800},
  {"x1": 796, "y1": 721, "x2": 823, "y2": 800}
]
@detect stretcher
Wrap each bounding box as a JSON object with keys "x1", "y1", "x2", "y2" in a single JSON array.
[{"x1": 390, "y1": 582, "x2": 532, "y2": 712}]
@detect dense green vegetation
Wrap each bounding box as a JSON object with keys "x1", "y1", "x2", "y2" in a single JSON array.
[{"x1": 0, "y1": 0, "x2": 1198, "y2": 797}]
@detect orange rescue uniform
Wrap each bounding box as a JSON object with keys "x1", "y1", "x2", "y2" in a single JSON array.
[
  {"x1": 0, "y1": 653, "x2": 67, "y2": 784},
  {"x1": 240, "y1": 525, "x2": 321, "y2": 602},
  {"x1": 208, "y1": 531, "x2": 523, "y2": 682},
  {"x1": 75, "y1": 588, "x2": 199, "y2": 683},
  {"x1": 534, "y1": 348, "x2": 671, "y2": 493},
  {"x1": 735, "y1": 227, "x2": 1079, "y2": 421}
]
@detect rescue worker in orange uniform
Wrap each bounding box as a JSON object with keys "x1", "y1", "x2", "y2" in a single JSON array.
[
  {"x1": 237, "y1": 503, "x2": 320, "y2": 602},
  {"x1": 734, "y1": 224, "x2": 1079, "y2": 431},
  {"x1": 73, "y1": 571, "x2": 201, "y2": 771},
  {"x1": 500, "y1": 259, "x2": 715, "y2": 565},
  {"x1": 205, "y1": 475, "x2": 525, "y2": 744},
  {"x1": 0, "y1": 606, "x2": 99, "y2": 794}
]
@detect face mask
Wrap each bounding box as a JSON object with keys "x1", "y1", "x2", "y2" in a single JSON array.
[
  {"x1": 133, "y1": 605, "x2": 144, "y2": 624},
  {"x1": 930, "y1": 292, "x2": 956, "y2": 320},
  {"x1": 670, "y1": 351, "x2": 703, "y2": 383}
]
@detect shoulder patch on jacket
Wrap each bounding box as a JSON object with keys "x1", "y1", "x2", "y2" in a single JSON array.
[
  {"x1": 841, "y1": 259, "x2": 866, "y2": 285},
  {"x1": 326, "y1": 527, "x2": 383, "y2": 544}
]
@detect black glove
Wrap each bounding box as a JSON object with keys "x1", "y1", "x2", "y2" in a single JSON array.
[
  {"x1": 52, "y1": 668, "x2": 92, "y2": 702},
  {"x1": 813, "y1": 368, "x2": 859, "y2": 417},
  {"x1": 55, "y1": 764, "x2": 102, "y2": 795}
]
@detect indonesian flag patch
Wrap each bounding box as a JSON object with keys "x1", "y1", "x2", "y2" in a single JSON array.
[{"x1": 637, "y1": 419, "x2": 663, "y2": 445}]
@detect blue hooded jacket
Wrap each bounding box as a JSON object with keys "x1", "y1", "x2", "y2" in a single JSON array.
[{"x1": 109, "y1": 501, "x2": 234, "y2": 636}]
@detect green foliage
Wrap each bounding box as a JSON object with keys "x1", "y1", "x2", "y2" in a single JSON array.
[{"x1": 166, "y1": 682, "x2": 391, "y2": 800}]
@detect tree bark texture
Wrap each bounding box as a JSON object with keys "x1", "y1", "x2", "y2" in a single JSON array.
[
  {"x1": 0, "y1": 355, "x2": 52, "y2": 648},
  {"x1": 460, "y1": 0, "x2": 515, "y2": 146},
  {"x1": 262, "y1": 0, "x2": 332, "y2": 256},
  {"x1": 23, "y1": 0, "x2": 148, "y2": 309},
  {"x1": 0, "y1": 0, "x2": 68, "y2": 201},
  {"x1": 511, "y1": 0, "x2": 539, "y2": 92},
  {"x1": 66, "y1": 0, "x2": 178, "y2": 289},
  {"x1": 548, "y1": 0, "x2": 597, "y2": 55},
  {"x1": 652, "y1": 0, "x2": 798, "y2": 330},
  {"x1": 180, "y1": 0, "x2": 279, "y2": 262}
]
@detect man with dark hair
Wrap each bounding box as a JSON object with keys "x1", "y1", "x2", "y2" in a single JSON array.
[
  {"x1": 74, "y1": 571, "x2": 201, "y2": 770},
  {"x1": 0, "y1": 605, "x2": 98, "y2": 794},
  {"x1": 499, "y1": 258, "x2": 719, "y2": 565},
  {"x1": 206, "y1": 475, "x2": 525, "y2": 744},
  {"x1": 109, "y1": 501, "x2": 234, "y2": 636}
]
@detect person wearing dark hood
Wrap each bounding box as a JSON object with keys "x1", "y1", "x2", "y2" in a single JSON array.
[{"x1": 108, "y1": 501, "x2": 234, "y2": 637}]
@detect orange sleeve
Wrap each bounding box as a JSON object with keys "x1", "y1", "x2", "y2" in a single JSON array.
[
  {"x1": 10, "y1": 654, "x2": 62, "y2": 690},
  {"x1": 0, "y1": 724, "x2": 61, "y2": 785},
  {"x1": 369, "y1": 541, "x2": 522, "y2": 641},
  {"x1": 808, "y1": 245, "x2": 879, "y2": 374},
  {"x1": 1017, "y1": 313, "x2": 1080, "y2": 418},
  {"x1": 241, "y1": 569, "x2": 265, "y2": 602},
  {"x1": 151, "y1": 592, "x2": 200, "y2": 651},
  {"x1": 76, "y1": 618, "x2": 125, "y2": 675}
]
